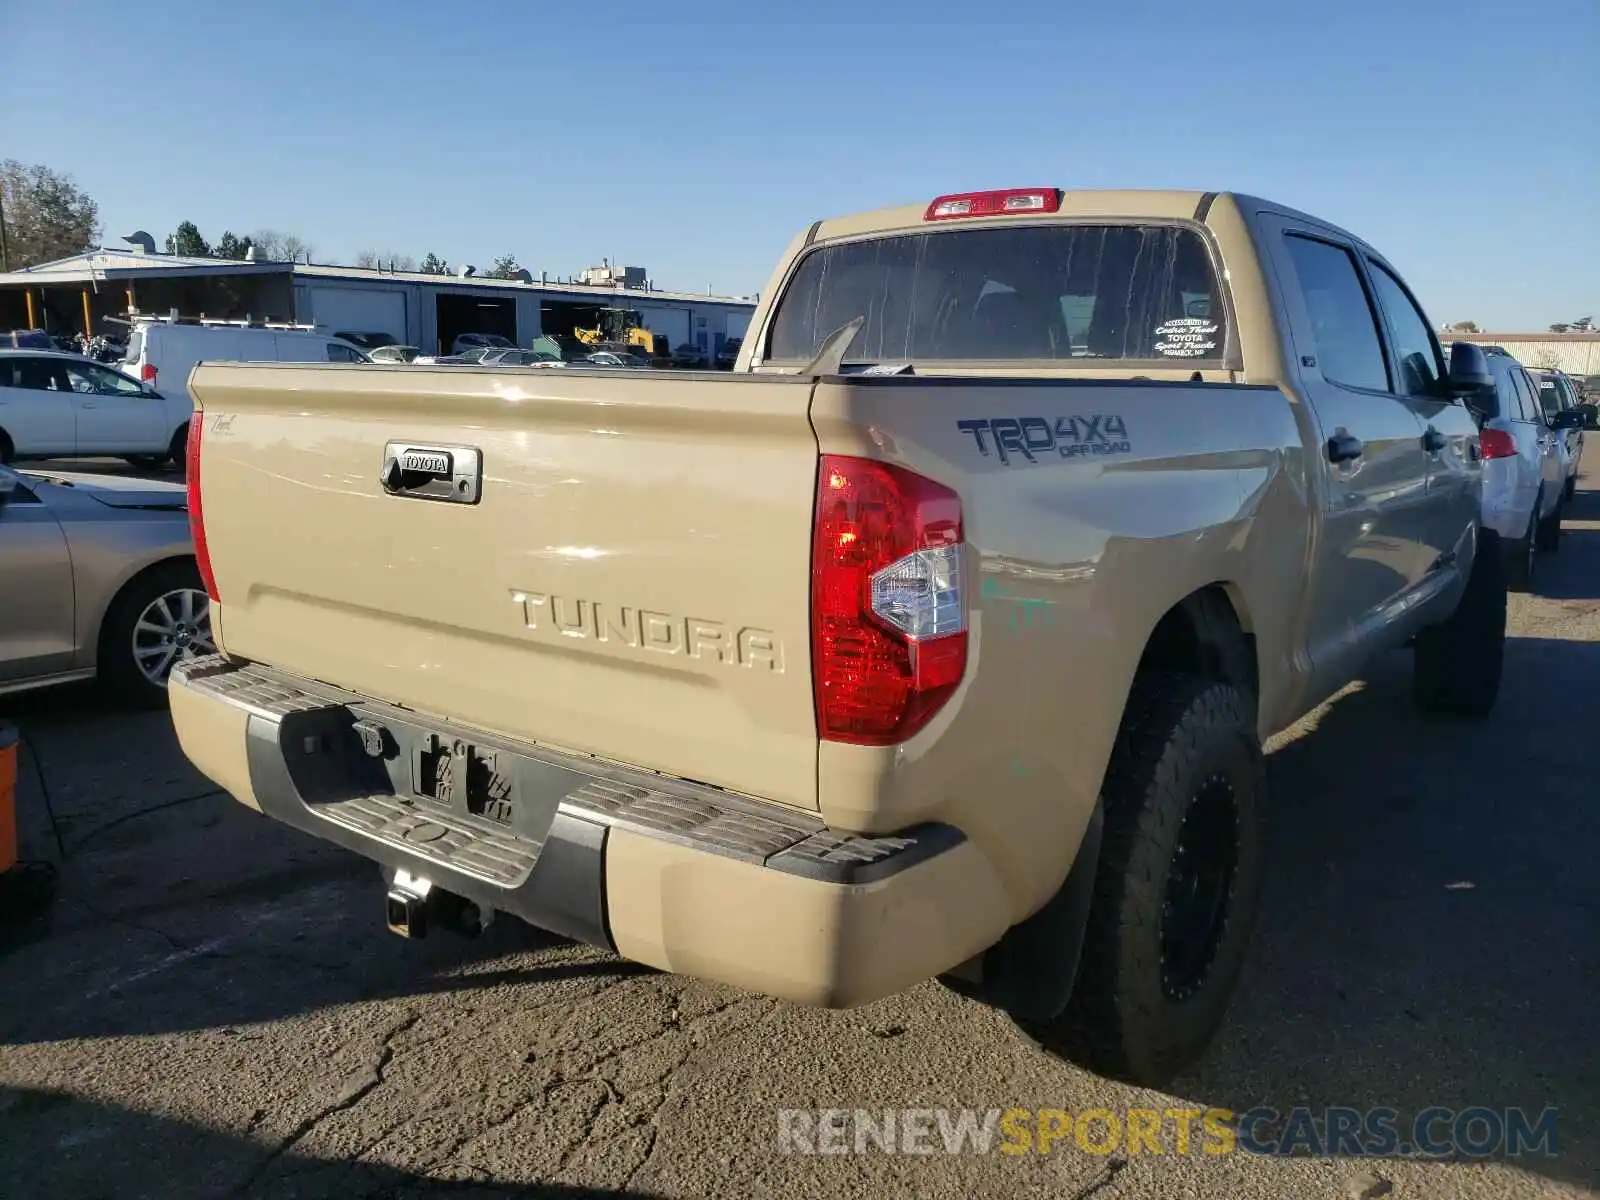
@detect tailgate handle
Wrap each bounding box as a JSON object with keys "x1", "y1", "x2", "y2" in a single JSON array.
[{"x1": 380, "y1": 442, "x2": 483, "y2": 505}]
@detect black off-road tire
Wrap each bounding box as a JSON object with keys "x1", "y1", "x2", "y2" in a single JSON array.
[
  {"x1": 1535, "y1": 495, "x2": 1563, "y2": 553},
  {"x1": 97, "y1": 560, "x2": 211, "y2": 708},
  {"x1": 0, "y1": 429, "x2": 13, "y2": 465},
  {"x1": 1412, "y1": 528, "x2": 1506, "y2": 719},
  {"x1": 1039, "y1": 673, "x2": 1264, "y2": 1088}
]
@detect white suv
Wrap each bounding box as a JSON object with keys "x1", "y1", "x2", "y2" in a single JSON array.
[
  {"x1": 0, "y1": 350, "x2": 193, "y2": 468},
  {"x1": 1479, "y1": 349, "x2": 1579, "y2": 590}
]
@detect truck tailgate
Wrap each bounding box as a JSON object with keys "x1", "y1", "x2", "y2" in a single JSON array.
[{"x1": 189, "y1": 364, "x2": 821, "y2": 810}]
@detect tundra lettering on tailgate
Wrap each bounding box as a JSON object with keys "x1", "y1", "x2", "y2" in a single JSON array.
[
  {"x1": 958, "y1": 416, "x2": 1132, "y2": 465},
  {"x1": 511, "y1": 591, "x2": 784, "y2": 671}
]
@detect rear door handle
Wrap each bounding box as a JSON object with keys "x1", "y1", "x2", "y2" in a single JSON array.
[
  {"x1": 1422, "y1": 428, "x2": 1446, "y2": 453},
  {"x1": 1327, "y1": 434, "x2": 1364, "y2": 463}
]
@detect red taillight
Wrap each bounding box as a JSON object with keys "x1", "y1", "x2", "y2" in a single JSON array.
[
  {"x1": 141, "y1": 363, "x2": 157, "y2": 384},
  {"x1": 924, "y1": 188, "x2": 1060, "y2": 222},
  {"x1": 1479, "y1": 429, "x2": 1517, "y2": 460},
  {"x1": 811, "y1": 455, "x2": 968, "y2": 745},
  {"x1": 186, "y1": 416, "x2": 220, "y2": 602}
]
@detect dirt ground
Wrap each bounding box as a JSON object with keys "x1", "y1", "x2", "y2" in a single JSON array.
[{"x1": 1, "y1": 468, "x2": 1596, "y2": 1200}]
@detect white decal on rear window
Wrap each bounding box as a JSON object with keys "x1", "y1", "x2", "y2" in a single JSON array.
[{"x1": 1153, "y1": 318, "x2": 1219, "y2": 358}]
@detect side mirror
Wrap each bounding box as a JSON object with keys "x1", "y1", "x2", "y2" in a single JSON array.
[
  {"x1": 1550, "y1": 407, "x2": 1585, "y2": 431},
  {"x1": 1446, "y1": 341, "x2": 1494, "y2": 398},
  {"x1": 0, "y1": 465, "x2": 18, "y2": 511}
]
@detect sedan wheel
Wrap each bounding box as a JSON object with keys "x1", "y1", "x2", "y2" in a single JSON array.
[
  {"x1": 132, "y1": 587, "x2": 215, "y2": 686},
  {"x1": 99, "y1": 561, "x2": 214, "y2": 707}
]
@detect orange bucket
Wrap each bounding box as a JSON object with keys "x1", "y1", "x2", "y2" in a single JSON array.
[{"x1": 0, "y1": 723, "x2": 17, "y2": 873}]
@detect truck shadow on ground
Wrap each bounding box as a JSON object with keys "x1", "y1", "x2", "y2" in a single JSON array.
[
  {"x1": 0, "y1": 1085, "x2": 660, "y2": 1200},
  {"x1": 1159, "y1": 634, "x2": 1599, "y2": 1187}
]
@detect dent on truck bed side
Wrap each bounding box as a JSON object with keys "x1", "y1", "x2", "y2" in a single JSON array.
[{"x1": 808, "y1": 375, "x2": 1310, "y2": 923}]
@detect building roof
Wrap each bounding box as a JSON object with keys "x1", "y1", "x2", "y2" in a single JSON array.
[
  {"x1": 1446, "y1": 330, "x2": 1600, "y2": 342},
  {"x1": 292, "y1": 263, "x2": 756, "y2": 307},
  {"x1": 1444, "y1": 331, "x2": 1600, "y2": 377},
  {"x1": 0, "y1": 248, "x2": 757, "y2": 307},
  {"x1": 0, "y1": 247, "x2": 287, "y2": 284}
]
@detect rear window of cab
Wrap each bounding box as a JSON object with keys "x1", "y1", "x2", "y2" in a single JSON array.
[{"x1": 765, "y1": 223, "x2": 1227, "y2": 366}]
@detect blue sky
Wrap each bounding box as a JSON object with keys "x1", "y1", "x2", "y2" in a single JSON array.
[{"x1": 3, "y1": 0, "x2": 1595, "y2": 328}]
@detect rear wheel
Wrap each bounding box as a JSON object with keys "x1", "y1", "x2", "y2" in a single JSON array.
[
  {"x1": 168, "y1": 423, "x2": 190, "y2": 470},
  {"x1": 97, "y1": 561, "x2": 216, "y2": 707},
  {"x1": 1506, "y1": 500, "x2": 1537, "y2": 593},
  {"x1": 0, "y1": 430, "x2": 13, "y2": 465},
  {"x1": 1535, "y1": 494, "x2": 1563, "y2": 553},
  {"x1": 1413, "y1": 528, "x2": 1506, "y2": 718},
  {"x1": 1034, "y1": 673, "x2": 1264, "y2": 1087}
]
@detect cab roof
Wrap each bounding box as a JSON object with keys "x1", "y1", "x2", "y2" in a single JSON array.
[{"x1": 808, "y1": 188, "x2": 1356, "y2": 246}]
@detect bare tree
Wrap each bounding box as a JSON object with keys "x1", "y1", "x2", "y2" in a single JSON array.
[
  {"x1": 354, "y1": 249, "x2": 417, "y2": 271},
  {"x1": 250, "y1": 229, "x2": 315, "y2": 263},
  {"x1": 0, "y1": 159, "x2": 101, "y2": 270}
]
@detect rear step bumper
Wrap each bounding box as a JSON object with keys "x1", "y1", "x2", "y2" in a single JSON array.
[{"x1": 167, "y1": 656, "x2": 1012, "y2": 1007}]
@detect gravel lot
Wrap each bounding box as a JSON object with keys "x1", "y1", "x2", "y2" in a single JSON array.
[{"x1": 1, "y1": 463, "x2": 1596, "y2": 1200}]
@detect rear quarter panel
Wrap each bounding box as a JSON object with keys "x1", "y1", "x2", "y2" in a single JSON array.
[
  {"x1": 810, "y1": 377, "x2": 1309, "y2": 918},
  {"x1": 47, "y1": 493, "x2": 195, "y2": 667}
]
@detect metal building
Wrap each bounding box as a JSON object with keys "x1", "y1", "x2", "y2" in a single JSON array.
[{"x1": 0, "y1": 246, "x2": 758, "y2": 358}]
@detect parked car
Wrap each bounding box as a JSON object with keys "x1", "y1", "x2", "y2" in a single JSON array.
[
  {"x1": 368, "y1": 345, "x2": 421, "y2": 363},
  {"x1": 334, "y1": 330, "x2": 400, "y2": 351},
  {"x1": 0, "y1": 463, "x2": 211, "y2": 705},
  {"x1": 714, "y1": 336, "x2": 743, "y2": 369},
  {"x1": 480, "y1": 349, "x2": 562, "y2": 366},
  {"x1": 449, "y1": 333, "x2": 514, "y2": 356},
  {"x1": 432, "y1": 347, "x2": 502, "y2": 366},
  {"x1": 574, "y1": 350, "x2": 649, "y2": 368},
  {"x1": 0, "y1": 350, "x2": 193, "y2": 468},
  {"x1": 1532, "y1": 368, "x2": 1586, "y2": 499},
  {"x1": 174, "y1": 187, "x2": 1502, "y2": 1089},
  {"x1": 672, "y1": 343, "x2": 708, "y2": 368},
  {"x1": 1478, "y1": 349, "x2": 1578, "y2": 589}
]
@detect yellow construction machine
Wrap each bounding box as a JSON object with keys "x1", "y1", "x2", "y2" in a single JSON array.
[{"x1": 573, "y1": 307, "x2": 656, "y2": 355}]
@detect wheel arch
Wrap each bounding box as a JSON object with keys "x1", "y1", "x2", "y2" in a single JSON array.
[
  {"x1": 90, "y1": 553, "x2": 200, "y2": 667},
  {"x1": 1134, "y1": 583, "x2": 1259, "y2": 718},
  {"x1": 963, "y1": 583, "x2": 1259, "y2": 1026}
]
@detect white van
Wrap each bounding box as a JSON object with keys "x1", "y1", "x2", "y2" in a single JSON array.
[{"x1": 120, "y1": 321, "x2": 371, "y2": 404}]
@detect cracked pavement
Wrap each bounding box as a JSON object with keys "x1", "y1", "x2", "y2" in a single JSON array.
[{"x1": 2, "y1": 471, "x2": 1598, "y2": 1199}]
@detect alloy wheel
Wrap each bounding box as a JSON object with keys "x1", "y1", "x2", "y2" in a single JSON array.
[{"x1": 132, "y1": 587, "x2": 215, "y2": 686}]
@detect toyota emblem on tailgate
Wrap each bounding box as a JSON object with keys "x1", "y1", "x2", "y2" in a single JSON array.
[{"x1": 379, "y1": 441, "x2": 484, "y2": 505}]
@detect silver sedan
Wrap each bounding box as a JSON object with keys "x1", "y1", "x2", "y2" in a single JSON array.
[{"x1": 0, "y1": 464, "x2": 214, "y2": 706}]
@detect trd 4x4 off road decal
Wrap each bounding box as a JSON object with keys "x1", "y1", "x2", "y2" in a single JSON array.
[{"x1": 957, "y1": 416, "x2": 1132, "y2": 465}]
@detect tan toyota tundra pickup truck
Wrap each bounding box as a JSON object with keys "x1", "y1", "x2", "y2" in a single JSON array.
[{"x1": 168, "y1": 188, "x2": 1506, "y2": 1085}]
